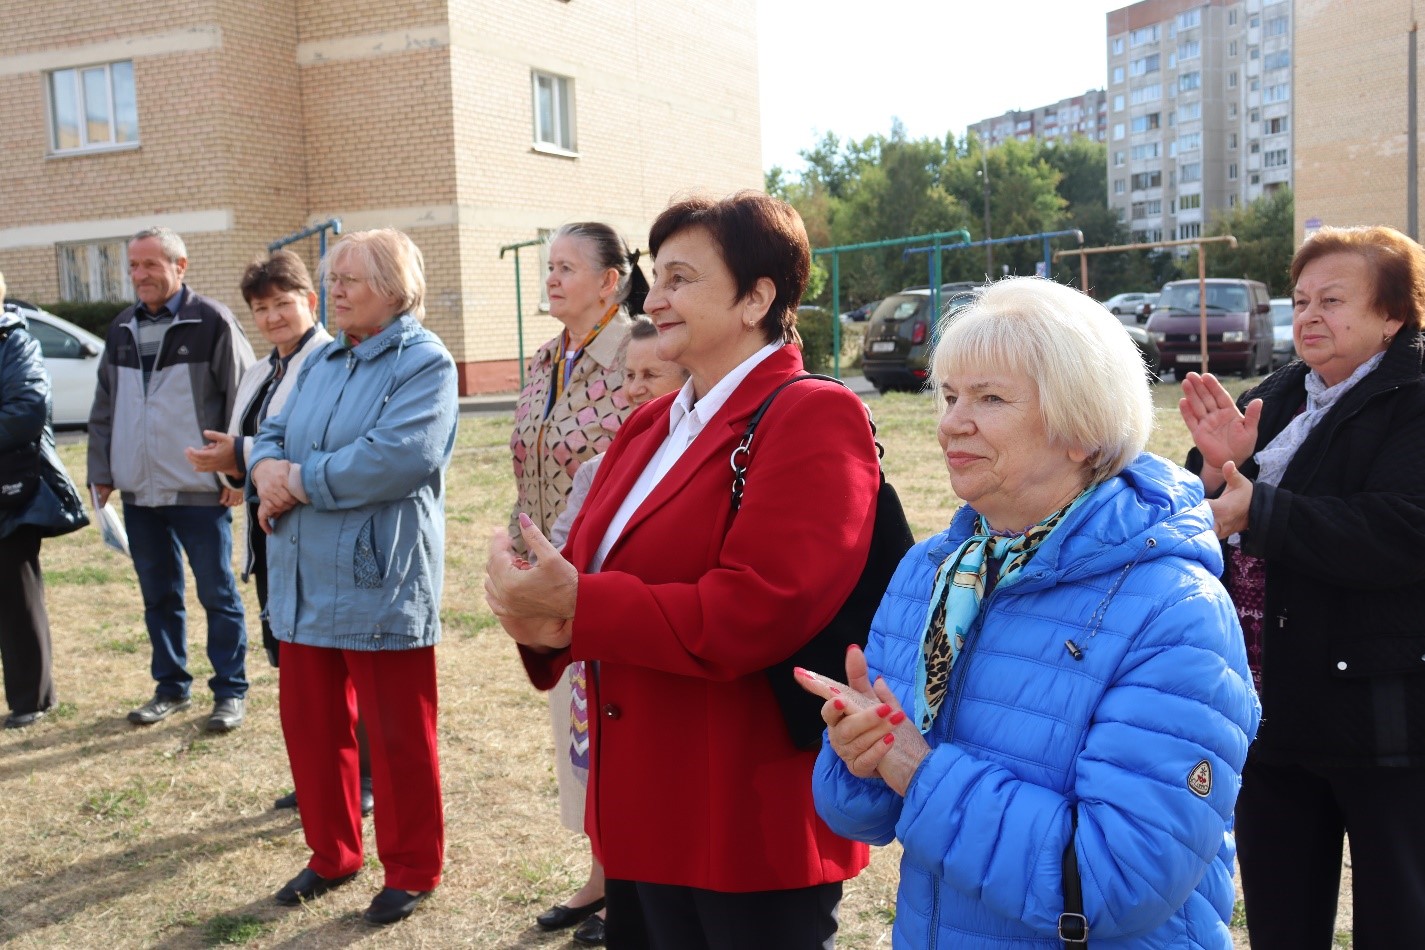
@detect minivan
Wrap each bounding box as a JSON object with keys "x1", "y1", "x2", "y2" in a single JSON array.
[
  {"x1": 1147, "y1": 278, "x2": 1274, "y2": 378},
  {"x1": 861, "y1": 283, "x2": 979, "y2": 393}
]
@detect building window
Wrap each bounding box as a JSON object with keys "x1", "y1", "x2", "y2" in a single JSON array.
[
  {"x1": 1131, "y1": 199, "x2": 1163, "y2": 218},
  {"x1": 1230, "y1": 40, "x2": 1239, "y2": 57},
  {"x1": 1264, "y1": 15, "x2": 1289, "y2": 36},
  {"x1": 1180, "y1": 162, "x2": 1202, "y2": 183},
  {"x1": 1131, "y1": 142, "x2": 1161, "y2": 161},
  {"x1": 1113, "y1": 123, "x2": 1126, "y2": 140},
  {"x1": 1178, "y1": 101, "x2": 1201, "y2": 122},
  {"x1": 1229, "y1": 103, "x2": 1238, "y2": 118},
  {"x1": 1177, "y1": 9, "x2": 1201, "y2": 29},
  {"x1": 1112, "y1": 66, "x2": 1125, "y2": 84},
  {"x1": 532, "y1": 70, "x2": 576, "y2": 152},
  {"x1": 1179, "y1": 192, "x2": 1202, "y2": 210},
  {"x1": 1114, "y1": 178, "x2": 1126, "y2": 194},
  {"x1": 1264, "y1": 148, "x2": 1289, "y2": 168},
  {"x1": 1250, "y1": 45, "x2": 1260, "y2": 59},
  {"x1": 1178, "y1": 40, "x2": 1201, "y2": 60},
  {"x1": 1263, "y1": 82, "x2": 1290, "y2": 103},
  {"x1": 1250, "y1": 141, "x2": 1261, "y2": 153},
  {"x1": 1130, "y1": 113, "x2": 1161, "y2": 133},
  {"x1": 1229, "y1": 163, "x2": 1239, "y2": 180},
  {"x1": 1265, "y1": 115, "x2": 1289, "y2": 135},
  {"x1": 1114, "y1": 150, "x2": 1126, "y2": 166},
  {"x1": 1179, "y1": 71, "x2": 1201, "y2": 92},
  {"x1": 1112, "y1": 37, "x2": 1125, "y2": 55},
  {"x1": 1228, "y1": 71, "x2": 1238, "y2": 88},
  {"x1": 1229, "y1": 9, "x2": 1238, "y2": 26},
  {"x1": 1130, "y1": 84, "x2": 1162, "y2": 105},
  {"x1": 57, "y1": 240, "x2": 133, "y2": 302},
  {"x1": 1264, "y1": 50, "x2": 1291, "y2": 71},
  {"x1": 1131, "y1": 171, "x2": 1162, "y2": 190},
  {"x1": 1178, "y1": 222, "x2": 1202, "y2": 239},
  {"x1": 1113, "y1": 94, "x2": 1125, "y2": 112},
  {"x1": 1177, "y1": 132, "x2": 1202, "y2": 152},
  {"x1": 1130, "y1": 54, "x2": 1160, "y2": 77},
  {"x1": 1129, "y1": 25, "x2": 1160, "y2": 47},
  {"x1": 47, "y1": 61, "x2": 138, "y2": 153}
]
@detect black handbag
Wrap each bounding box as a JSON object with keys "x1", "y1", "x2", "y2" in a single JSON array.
[
  {"x1": 0, "y1": 439, "x2": 41, "y2": 509},
  {"x1": 730, "y1": 374, "x2": 915, "y2": 749}
]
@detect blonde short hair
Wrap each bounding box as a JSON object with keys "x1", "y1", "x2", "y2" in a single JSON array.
[
  {"x1": 930, "y1": 277, "x2": 1153, "y2": 484},
  {"x1": 320, "y1": 228, "x2": 426, "y2": 321}
]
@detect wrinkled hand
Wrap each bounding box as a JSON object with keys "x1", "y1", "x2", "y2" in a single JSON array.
[
  {"x1": 484, "y1": 513, "x2": 578, "y2": 622},
  {"x1": 251, "y1": 459, "x2": 299, "y2": 535},
  {"x1": 1179, "y1": 372, "x2": 1262, "y2": 492},
  {"x1": 185, "y1": 430, "x2": 240, "y2": 477},
  {"x1": 1208, "y1": 460, "x2": 1254, "y2": 539},
  {"x1": 219, "y1": 486, "x2": 244, "y2": 508},
  {"x1": 92, "y1": 483, "x2": 113, "y2": 508},
  {"x1": 794, "y1": 645, "x2": 930, "y2": 795}
]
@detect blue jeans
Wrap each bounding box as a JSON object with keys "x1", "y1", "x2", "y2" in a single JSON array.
[{"x1": 124, "y1": 503, "x2": 248, "y2": 700}]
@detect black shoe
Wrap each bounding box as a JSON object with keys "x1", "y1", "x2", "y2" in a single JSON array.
[
  {"x1": 572, "y1": 913, "x2": 606, "y2": 946},
  {"x1": 274, "y1": 790, "x2": 298, "y2": 810},
  {"x1": 274, "y1": 867, "x2": 358, "y2": 905},
  {"x1": 128, "y1": 694, "x2": 190, "y2": 725},
  {"x1": 360, "y1": 776, "x2": 374, "y2": 817},
  {"x1": 4, "y1": 708, "x2": 49, "y2": 729},
  {"x1": 362, "y1": 887, "x2": 432, "y2": 925},
  {"x1": 536, "y1": 897, "x2": 605, "y2": 930},
  {"x1": 205, "y1": 697, "x2": 244, "y2": 732}
]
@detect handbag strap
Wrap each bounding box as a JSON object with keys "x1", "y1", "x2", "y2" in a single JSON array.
[
  {"x1": 1059, "y1": 803, "x2": 1089, "y2": 947},
  {"x1": 729, "y1": 374, "x2": 883, "y2": 512}
]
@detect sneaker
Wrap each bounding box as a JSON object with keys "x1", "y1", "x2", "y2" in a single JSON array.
[
  {"x1": 128, "y1": 694, "x2": 191, "y2": 725},
  {"x1": 206, "y1": 697, "x2": 245, "y2": 732},
  {"x1": 4, "y1": 708, "x2": 50, "y2": 729}
]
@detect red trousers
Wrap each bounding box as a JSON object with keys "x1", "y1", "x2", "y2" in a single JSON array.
[{"x1": 279, "y1": 642, "x2": 444, "y2": 891}]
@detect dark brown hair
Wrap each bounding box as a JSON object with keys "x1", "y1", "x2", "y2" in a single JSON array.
[
  {"x1": 647, "y1": 191, "x2": 809, "y2": 345},
  {"x1": 1291, "y1": 225, "x2": 1425, "y2": 330},
  {"x1": 240, "y1": 250, "x2": 315, "y2": 307},
  {"x1": 628, "y1": 314, "x2": 658, "y2": 341}
]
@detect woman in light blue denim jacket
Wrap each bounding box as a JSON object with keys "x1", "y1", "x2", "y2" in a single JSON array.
[{"x1": 248, "y1": 228, "x2": 458, "y2": 927}]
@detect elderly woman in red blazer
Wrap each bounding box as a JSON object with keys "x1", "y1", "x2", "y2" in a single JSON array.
[{"x1": 486, "y1": 191, "x2": 879, "y2": 949}]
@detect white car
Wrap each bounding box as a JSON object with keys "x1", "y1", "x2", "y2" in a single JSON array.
[
  {"x1": 3, "y1": 300, "x2": 105, "y2": 428},
  {"x1": 1101, "y1": 292, "x2": 1155, "y2": 317}
]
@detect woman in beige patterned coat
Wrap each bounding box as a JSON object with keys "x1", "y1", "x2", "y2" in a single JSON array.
[{"x1": 508, "y1": 221, "x2": 646, "y2": 944}]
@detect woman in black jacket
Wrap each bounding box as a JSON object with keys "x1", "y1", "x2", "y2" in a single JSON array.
[
  {"x1": 0, "y1": 276, "x2": 90, "y2": 729},
  {"x1": 1181, "y1": 225, "x2": 1425, "y2": 949}
]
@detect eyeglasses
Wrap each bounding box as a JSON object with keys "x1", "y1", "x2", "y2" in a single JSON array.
[{"x1": 324, "y1": 273, "x2": 371, "y2": 289}]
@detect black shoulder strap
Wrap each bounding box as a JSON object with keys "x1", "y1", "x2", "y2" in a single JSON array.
[
  {"x1": 1059, "y1": 803, "x2": 1089, "y2": 946},
  {"x1": 729, "y1": 374, "x2": 882, "y2": 512}
]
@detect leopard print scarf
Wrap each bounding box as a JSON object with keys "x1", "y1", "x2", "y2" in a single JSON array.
[{"x1": 914, "y1": 491, "x2": 1091, "y2": 733}]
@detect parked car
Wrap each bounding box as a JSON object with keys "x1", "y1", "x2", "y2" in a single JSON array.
[
  {"x1": 839, "y1": 300, "x2": 880, "y2": 323},
  {"x1": 1146, "y1": 278, "x2": 1274, "y2": 379},
  {"x1": 1130, "y1": 293, "x2": 1159, "y2": 325},
  {"x1": 1102, "y1": 292, "x2": 1156, "y2": 317},
  {"x1": 2, "y1": 299, "x2": 105, "y2": 428},
  {"x1": 861, "y1": 284, "x2": 980, "y2": 393},
  {"x1": 1269, "y1": 297, "x2": 1295, "y2": 367}
]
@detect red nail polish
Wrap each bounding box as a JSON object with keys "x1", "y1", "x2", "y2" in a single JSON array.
[
  {"x1": 882, "y1": 734, "x2": 895, "y2": 745},
  {"x1": 847, "y1": 643, "x2": 861, "y2": 653},
  {"x1": 889, "y1": 711, "x2": 906, "y2": 725},
  {"x1": 793, "y1": 666, "x2": 808, "y2": 678},
  {"x1": 876, "y1": 704, "x2": 892, "y2": 718},
  {"x1": 833, "y1": 699, "x2": 845, "y2": 711}
]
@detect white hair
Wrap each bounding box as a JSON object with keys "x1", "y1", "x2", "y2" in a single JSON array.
[
  {"x1": 930, "y1": 277, "x2": 1154, "y2": 484},
  {"x1": 130, "y1": 226, "x2": 188, "y2": 263}
]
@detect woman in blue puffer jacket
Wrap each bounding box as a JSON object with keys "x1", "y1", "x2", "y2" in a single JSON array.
[{"x1": 802, "y1": 278, "x2": 1260, "y2": 949}]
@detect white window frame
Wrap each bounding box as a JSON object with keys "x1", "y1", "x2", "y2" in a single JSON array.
[
  {"x1": 47, "y1": 60, "x2": 139, "y2": 155},
  {"x1": 56, "y1": 239, "x2": 134, "y2": 302},
  {"x1": 531, "y1": 70, "x2": 577, "y2": 155}
]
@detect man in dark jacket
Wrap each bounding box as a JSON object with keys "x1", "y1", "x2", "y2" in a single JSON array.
[{"x1": 87, "y1": 227, "x2": 254, "y2": 731}]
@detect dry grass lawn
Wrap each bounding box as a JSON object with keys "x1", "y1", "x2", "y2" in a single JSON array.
[{"x1": 0, "y1": 379, "x2": 1350, "y2": 948}]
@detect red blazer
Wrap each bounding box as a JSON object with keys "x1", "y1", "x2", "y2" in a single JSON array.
[{"x1": 522, "y1": 346, "x2": 878, "y2": 892}]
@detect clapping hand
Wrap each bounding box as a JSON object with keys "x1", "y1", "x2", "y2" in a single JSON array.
[
  {"x1": 1179, "y1": 372, "x2": 1262, "y2": 493},
  {"x1": 484, "y1": 513, "x2": 578, "y2": 651}
]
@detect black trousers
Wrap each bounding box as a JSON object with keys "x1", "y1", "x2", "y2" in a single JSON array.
[
  {"x1": 248, "y1": 508, "x2": 278, "y2": 666},
  {"x1": 0, "y1": 526, "x2": 56, "y2": 716},
  {"x1": 1236, "y1": 750, "x2": 1425, "y2": 950},
  {"x1": 604, "y1": 879, "x2": 841, "y2": 950}
]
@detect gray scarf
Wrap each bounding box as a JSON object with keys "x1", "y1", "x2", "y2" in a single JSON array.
[{"x1": 1254, "y1": 352, "x2": 1385, "y2": 487}]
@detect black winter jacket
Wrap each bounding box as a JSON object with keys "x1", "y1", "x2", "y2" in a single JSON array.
[{"x1": 1189, "y1": 329, "x2": 1425, "y2": 767}]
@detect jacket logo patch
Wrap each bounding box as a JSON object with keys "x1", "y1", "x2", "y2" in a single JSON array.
[
  {"x1": 177, "y1": 345, "x2": 190, "y2": 356},
  {"x1": 1188, "y1": 759, "x2": 1213, "y2": 797}
]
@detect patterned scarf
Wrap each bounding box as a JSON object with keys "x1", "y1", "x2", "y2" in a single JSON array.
[
  {"x1": 914, "y1": 489, "x2": 1093, "y2": 733},
  {"x1": 548, "y1": 304, "x2": 618, "y2": 414},
  {"x1": 1253, "y1": 351, "x2": 1385, "y2": 488}
]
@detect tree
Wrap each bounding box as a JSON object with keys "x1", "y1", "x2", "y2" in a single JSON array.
[{"x1": 1193, "y1": 188, "x2": 1295, "y2": 295}]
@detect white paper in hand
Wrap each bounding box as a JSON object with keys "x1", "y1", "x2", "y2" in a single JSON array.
[{"x1": 91, "y1": 486, "x2": 130, "y2": 557}]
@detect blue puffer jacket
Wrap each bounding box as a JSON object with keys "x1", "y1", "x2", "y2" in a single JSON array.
[
  {"x1": 248, "y1": 316, "x2": 458, "y2": 651},
  {"x1": 813, "y1": 453, "x2": 1260, "y2": 949}
]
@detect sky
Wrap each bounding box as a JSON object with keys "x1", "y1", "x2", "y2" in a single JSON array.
[{"x1": 757, "y1": 0, "x2": 1130, "y2": 173}]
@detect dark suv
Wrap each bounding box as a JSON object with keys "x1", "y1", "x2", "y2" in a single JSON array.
[
  {"x1": 861, "y1": 283, "x2": 979, "y2": 393},
  {"x1": 1147, "y1": 278, "x2": 1273, "y2": 378}
]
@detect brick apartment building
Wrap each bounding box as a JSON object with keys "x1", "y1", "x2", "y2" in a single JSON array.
[
  {"x1": 968, "y1": 90, "x2": 1109, "y2": 148},
  {"x1": 0, "y1": 0, "x2": 762, "y2": 393},
  {"x1": 1105, "y1": 0, "x2": 1293, "y2": 248},
  {"x1": 1294, "y1": 0, "x2": 1424, "y2": 242}
]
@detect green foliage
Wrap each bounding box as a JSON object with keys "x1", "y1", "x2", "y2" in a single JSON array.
[
  {"x1": 794, "y1": 306, "x2": 836, "y2": 375},
  {"x1": 202, "y1": 915, "x2": 268, "y2": 946},
  {"x1": 40, "y1": 300, "x2": 127, "y2": 336},
  {"x1": 1193, "y1": 187, "x2": 1296, "y2": 295}
]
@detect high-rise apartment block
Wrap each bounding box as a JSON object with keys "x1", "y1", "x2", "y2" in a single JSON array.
[
  {"x1": 969, "y1": 90, "x2": 1109, "y2": 148},
  {"x1": 0, "y1": 0, "x2": 761, "y2": 394},
  {"x1": 1106, "y1": 0, "x2": 1293, "y2": 247}
]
